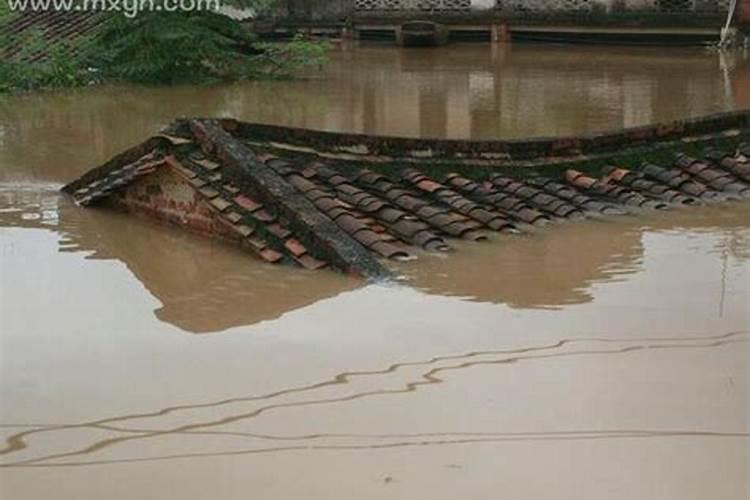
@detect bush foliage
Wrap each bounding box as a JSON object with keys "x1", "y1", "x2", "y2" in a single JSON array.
[{"x1": 0, "y1": 1, "x2": 330, "y2": 93}]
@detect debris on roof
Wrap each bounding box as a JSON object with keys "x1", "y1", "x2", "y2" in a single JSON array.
[{"x1": 62, "y1": 116, "x2": 750, "y2": 279}]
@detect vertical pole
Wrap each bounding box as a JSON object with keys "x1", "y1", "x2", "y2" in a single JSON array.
[{"x1": 491, "y1": 23, "x2": 510, "y2": 43}]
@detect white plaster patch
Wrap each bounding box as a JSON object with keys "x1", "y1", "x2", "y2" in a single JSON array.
[
  {"x1": 337, "y1": 144, "x2": 371, "y2": 155},
  {"x1": 470, "y1": 0, "x2": 496, "y2": 9},
  {"x1": 409, "y1": 149, "x2": 435, "y2": 158}
]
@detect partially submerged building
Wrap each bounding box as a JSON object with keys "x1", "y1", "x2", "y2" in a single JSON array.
[{"x1": 63, "y1": 112, "x2": 750, "y2": 278}]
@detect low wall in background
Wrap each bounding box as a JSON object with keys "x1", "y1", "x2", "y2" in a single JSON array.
[
  {"x1": 271, "y1": 0, "x2": 743, "y2": 28},
  {"x1": 225, "y1": 110, "x2": 750, "y2": 164}
]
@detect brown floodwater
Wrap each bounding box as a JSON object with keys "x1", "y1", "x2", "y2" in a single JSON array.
[{"x1": 0, "y1": 43, "x2": 749, "y2": 500}]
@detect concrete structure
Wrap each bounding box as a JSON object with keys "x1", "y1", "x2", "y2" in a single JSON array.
[
  {"x1": 267, "y1": 0, "x2": 746, "y2": 43},
  {"x1": 278, "y1": 0, "x2": 734, "y2": 20}
]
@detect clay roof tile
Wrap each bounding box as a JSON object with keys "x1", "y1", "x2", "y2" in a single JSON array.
[
  {"x1": 370, "y1": 241, "x2": 411, "y2": 260},
  {"x1": 234, "y1": 195, "x2": 262, "y2": 212},
  {"x1": 295, "y1": 254, "x2": 328, "y2": 270},
  {"x1": 284, "y1": 238, "x2": 308, "y2": 257}
]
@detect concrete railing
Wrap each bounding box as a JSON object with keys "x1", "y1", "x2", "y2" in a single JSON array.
[
  {"x1": 277, "y1": 0, "x2": 746, "y2": 25},
  {"x1": 352, "y1": 0, "x2": 731, "y2": 13}
]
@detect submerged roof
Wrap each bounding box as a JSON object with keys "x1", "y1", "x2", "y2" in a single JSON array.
[{"x1": 62, "y1": 115, "x2": 750, "y2": 278}]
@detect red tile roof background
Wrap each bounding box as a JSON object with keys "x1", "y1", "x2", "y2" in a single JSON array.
[{"x1": 1, "y1": 10, "x2": 103, "y2": 63}]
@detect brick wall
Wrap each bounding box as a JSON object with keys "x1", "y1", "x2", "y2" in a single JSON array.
[{"x1": 109, "y1": 167, "x2": 240, "y2": 242}]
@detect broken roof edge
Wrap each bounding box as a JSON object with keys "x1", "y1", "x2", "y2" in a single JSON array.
[
  {"x1": 62, "y1": 136, "x2": 171, "y2": 195},
  {"x1": 61, "y1": 118, "x2": 201, "y2": 195}
]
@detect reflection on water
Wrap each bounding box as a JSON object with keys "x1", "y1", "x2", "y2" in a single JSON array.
[
  {"x1": 1, "y1": 44, "x2": 749, "y2": 183},
  {"x1": 0, "y1": 186, "x2": 358, "y2": 333},
  {"x1": 3, "y1": 185, "x2": 749, "y2": 328},
  {"x1": 398, "y1": 205, "x2": 750, "y2": 309}
]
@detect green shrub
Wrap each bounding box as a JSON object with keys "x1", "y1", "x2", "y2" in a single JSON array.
[
  {"x1": 89, "y1": 11, "x2": 330, "y2": 84},
  {"x1": 0, "y1": 27, "x2": 94, "y2": 93},
  {"x1": 251, "y1": 34, "x2": 331, "y2": 78},
  {"x1": 0, "y1": 0, "x2": 330, "y2": 93},
  {"x1": 89, "y1": 11, "x2": 259, "y2": 84}
]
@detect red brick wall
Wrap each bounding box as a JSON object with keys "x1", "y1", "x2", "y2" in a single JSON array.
[
  {"x1": 739, "y1": 0, "x2": 750, "y2": 26},
  {"x1": 109, "y1": 167, "x2": 240, "y2": 242}
]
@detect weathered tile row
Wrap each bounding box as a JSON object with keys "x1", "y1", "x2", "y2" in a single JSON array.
[
  {"x1": 564, "y1": 170, "x2": 670, "y2": 210},
  {"x1": 263, "y1": 158, "x2": 415, "y2": 259},
  {"x1": 489, "y1": 175, "x2": 586, "y2": 220},
  {"x1": 525, "y1": 178, "x2": 628, "y2": 216},
  {"x1": 301, "y1": 163, "x2": 452, "y2": 254},
  {"x1": 639, "y1": 162, "x2": 727, "y2": 202},
  {"x1": 703, "y1": 150, "x2": 750, "y2": 183},
  {"x1": 674, "y1": 154, "x2": 750, "y2": 198},
  {"x1": 442, "y1": 173, "x2": 550, "y2": 226},
  {"x1": 401, "y1": 169, "x2": 517, "y2": 232},
  {"x1": 351, "y1": 169, "x2": 488, "y2": 242},
  {"x1": 600, "y1": 166, "x2": 701, "y2": 206}
]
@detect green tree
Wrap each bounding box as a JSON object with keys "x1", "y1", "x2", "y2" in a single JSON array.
[
  {"x1": 1, "y1": 0, "x2": 330, "y2": 93},
  {"x1": 90, "y1": 10, "x2": 260, "y2": 84}
]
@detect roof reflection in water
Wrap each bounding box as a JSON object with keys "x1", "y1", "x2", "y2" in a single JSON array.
[
  {"x1": 396, "y1": 205, "x2": 750, "y2": 309},
  {"x1": 0, "y1": 186, "x2": 361, "y2": 334},
  {"x1": 2, "y1": 185, "x2": 749, "y2": 326}
]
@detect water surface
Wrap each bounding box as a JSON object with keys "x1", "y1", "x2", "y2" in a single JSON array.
[{"x1": 0, "y1": 43, "x2": 748, "y2": 500}]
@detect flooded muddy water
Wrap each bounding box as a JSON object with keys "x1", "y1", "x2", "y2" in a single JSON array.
[{"x1": 1, "y1": 44, "x2": 749, "y2": 500}]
